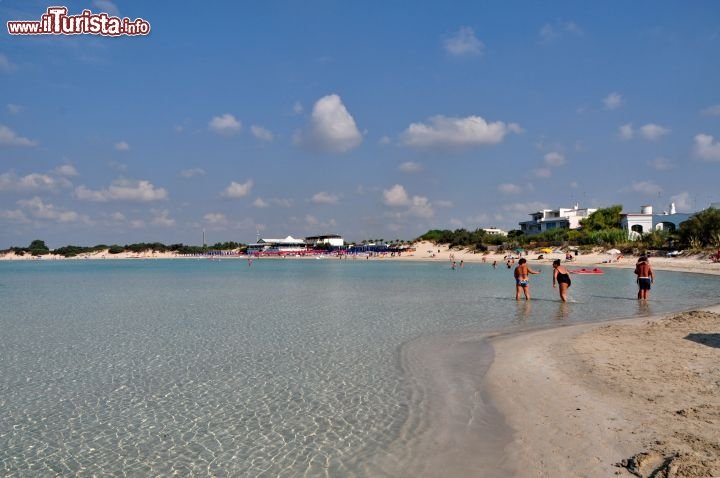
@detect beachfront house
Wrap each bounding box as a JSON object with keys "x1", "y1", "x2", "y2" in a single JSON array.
[
  {"x1": 246, "y1": 235, "x2": 307, "y2": 254},
  {"x1": 305, "y1": 234, "x2": 344, "y2": 248},
  {"x1": 620, "y1": 203, "x2": 693, "y2": 240},
  {"x1": 482, "y1": 228, "x2": 508, "y2": 236},
  {"x1": 519, "y1": 204, "x2": 597, "y2": 235}
]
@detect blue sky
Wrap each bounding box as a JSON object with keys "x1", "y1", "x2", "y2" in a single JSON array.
[{"x1": 1, "y1": 1, "x2": 719, "y2": 247}]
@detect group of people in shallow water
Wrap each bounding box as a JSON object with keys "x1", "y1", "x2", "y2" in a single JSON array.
[{"x1": 510, "y1": 256, "x2": 655, "y2": 302}]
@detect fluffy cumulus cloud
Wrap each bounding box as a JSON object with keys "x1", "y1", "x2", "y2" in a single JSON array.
[
  {"x1": 400, "y1": 115, "x2": 521, "y2": 150},
  {"x1": 74, "y1": 179, "x2": 168, "y2": 202},
  {"x1": 0, "y1": 125, "x2": 36, "y2": 146},
  {"x1": 179, "y1": 168, "x2": 206, "y2": 178},
  {"x1": 251, "y1": 125, "x2": 273, "y2": 142},
  {"x1": 221, "y1": 179, "x2": 254, "y2": 198},
  {"x1": 625, "y1": 180, "x2": 662, "y2": 195},
  {"x1": 0, "y1": 171, "x2": 72, "y2": 192},
  {"x1": 603, "y1": 92, "x2": 623, "y2": 110},
  {"x1": 114, "y1": 141, "x2": 130, "y2": 151},
  {"x1": 444, "y1": 27, "x2": 484, "y2": 56},
  {"x1": 398, "y1": 161, "x2": 423, "y2": 173},
  {"x1": 639, "y1": 123, "x2": 670, "y2": 140},
  {"x1": 7, "y1": 104, "x2": 23, "y2": 114},
  {"x1": 294, "y1": 94, "x2": 362, "y2": 153},
  {"x1": 151, "y1": 209, "x2": 175, "y2": 227},
  {"x1": 253, "y1": 198, "x2": 269, "y2": 208},
  {"x1": 55, "y1": 164, "x2": 78, "y2": 177},
  {"x1": 694, "y1": 133, "x2": 720, "y2": 161},
  {"x1": 544, "y1": 151, "x2": 566, "y2": 167},
  {"x1": 533, "y1": 168, "x2": 552, "y2": 178},
  {"x1": 209, "y1": 114, "x2": 242, "y2": 135},
  {"x1": 382, "y1": 184, "x2": 434, "y2": 218},
  {"x1": 311, "y1": 192, "x2": 339, "y2": 205},
  {"x1": 17, "y1": 196, "x2": 87, "y2": 223},
  {"x1": 497, "y1": 183, "x2": 523, "y2": 194}
]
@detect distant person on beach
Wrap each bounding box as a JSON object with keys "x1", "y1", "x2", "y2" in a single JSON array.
[
  {"x1": 492, "y1": 260, "x2": 497, "y2": 269},
  {"x1": 514, "y1": 258, "x2": 541, "y2": 300},
  {"x1": 634, "y1": 256, "x2": 655, "y2": 300},
  {"x1": 460, "y1": 260, "x2": 464, "y2": 268},
  {"x1": 552, "y1": 259, "x2": 571, "y2": 302}
]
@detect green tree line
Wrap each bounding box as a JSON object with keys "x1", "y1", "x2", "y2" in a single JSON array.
[{"x1": 4, "y1": 240, "x2": 248, "y2": 257}]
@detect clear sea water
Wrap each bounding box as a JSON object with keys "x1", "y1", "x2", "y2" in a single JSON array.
[{"x1": 1, "y1": 259, "x2": 719, "y2": 476}]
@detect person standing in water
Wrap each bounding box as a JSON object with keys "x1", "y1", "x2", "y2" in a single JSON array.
[
  {"x1": 514, "y1": 258, "x2": 541, "y2": 300},
  {"x1": 634, "y1": 256, "x2": 655, "y2": 300},
  {"x1": 552, "y1": 259, "x2": 571, "y2": 302}
]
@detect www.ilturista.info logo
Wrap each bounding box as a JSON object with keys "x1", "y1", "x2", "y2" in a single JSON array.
[{"x1": 7, "y1": 6, "x2": 150, "y2": 36}]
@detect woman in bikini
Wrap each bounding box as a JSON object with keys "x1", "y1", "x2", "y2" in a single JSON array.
[{"x1": 552, "y1": 259, "x2": 571, "y2": 302}]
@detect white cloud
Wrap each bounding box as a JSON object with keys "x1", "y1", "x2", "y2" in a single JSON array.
[
  {"x1": 639, "y1": 123, "x2": 670, "y2": 140},
  {"x1": 383, "y1": 184, "x2": 410, "y2": 206},
  {"x1": 435, "y1": 200, "x2": 454, "y2": 208},
  {"x1": 114, "y1": 141, "x2": 130, "y2": 151},
  {"x1": 17, "y1": 197, "x2": 86, "y2": 223},
  {"x1": 570, "y1": 181, "x2": 579, "y2": 189},
  {"x1": 92, "y1": 0, "x2": 119, "y2": 16},
  {"x1": 701, "y1": 104, "x2": 720, "y2": 116},
  {"x1": 670, "y1": 192, "x2": 692, "y2": 211},
  {"x1": 151, "y1": 209, "x2": 175, "y2": 227},
  {"x1": 253, "y1": 197, "x2": 269, "y2": 208},
  {"x1": 204, "y1": 213, "x2": 227, "y2": 225},
  {"x1": 533, "y1": 168, "x2": 552, "y2": 178},
  {"x1": 619, "y1": 123, "x2": 634, "y2": 140},
  {"x1": 74, "y1": 179, "x2": 168, "y2": 202},
  {"x1": 0, "y1": 171, "x2": 71, "y2": 192},
  {"x1": 379, "y1": 135, "x2": 391, "y2": 145},
  {"x1": 544, "y1": 151, "x2": 566, "y2": 166},
  {"x1": 444, "y1": 27, "x2": 484, "y2": 56},
  {"x1": 497, "y1": 183, "x2": 523, "y2": 194},
  {"x1": 305, "y1": 214, "x2": 319, "y2": 225},
  {"x1": 293, "y1": 101, "x2": 304, "y2": 114},
  {"x1": 647, "y1": 157, "x2": 675, "y2": 171},
  {"x1": 0, "y1": 54, "x2": 16, "y2": 72},
  {"x1": 54, "y1": 164, "x2": 78, "y2": 177},
  {"x1": 625, "y1": 180, "x2": 662, "y2": 195},
  {"x1": 382, "y1": 184, "x2": 434, "y2": 218},
  {"x1": 270, "y1": 198, "x2": 292, "y2": 208},
  {"x1": 694, "y1": 133, "x2": 720, "y2": 161},
  {"x1": 311, "y1": 192, "x2": 340, "y2": 205},
  {"x1": 209, "y1": 114, "x2": 242, "y2": 135},
  {"x1": 7, "y1": 104, "x2": 23, "y2": 114},
  {"x1": 179, "y1": 168, "x2": 206, "y2": 178},
  {"x1": 603, "y1": 92, "x2": 623, "y2": 110},
  {"x1": 398, "y1": 161, "x2": 423, "y2": 173},
  {"x1": 294, "y1": 94, "x2": 362, "y2": 153},
  {"x1": 251, "y1": 125, "x2": 273, "y2": 142},
  {"x1": 400, "y1": 115, "x2": 521, "y2": 150},
  {"x1": 0, "y1": 125, "x2": 36, "y2": 146},
  {"x1": 502, "y1": 201, "x2": 549, "y2": 213},
  {"x1": 221, "y1": 179, "x2": 254, "y2": 198}
]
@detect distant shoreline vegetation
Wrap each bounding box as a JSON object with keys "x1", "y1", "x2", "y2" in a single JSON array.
[{"x1": 3, "y1": 207, "x2": 718, "y2": 257}]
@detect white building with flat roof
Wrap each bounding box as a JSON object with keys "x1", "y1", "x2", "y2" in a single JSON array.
[
  {"x1": 519, "y1": 204, "x2": 597, "y2": 235},
  {"x1": 246, "y1": 235, "x2": 307, "y2": 254},
  {"x1": 482, "y1": 228, "x2": 507, "y2": 236}
]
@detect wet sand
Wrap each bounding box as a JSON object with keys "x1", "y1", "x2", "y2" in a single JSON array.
[{"x1": 484, "y1": 305, "x2": 720, "y2": 477}]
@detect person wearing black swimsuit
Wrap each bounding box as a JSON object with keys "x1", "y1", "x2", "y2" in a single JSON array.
[{"x1": 552, "y1": 259, "x2": 571, "y2": 302}]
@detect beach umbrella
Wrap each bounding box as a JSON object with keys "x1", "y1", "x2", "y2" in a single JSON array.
[
  {"x1": 540, "y1": 247, "x2": 554, "y2": 254},
  {"x1": 606, "y1": 248, "x2": 621, "y2": 255}
]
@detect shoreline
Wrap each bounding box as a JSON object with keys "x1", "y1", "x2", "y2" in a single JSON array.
[{"x1": 482, "y1": 304, "x2": 720, "y2": 477}]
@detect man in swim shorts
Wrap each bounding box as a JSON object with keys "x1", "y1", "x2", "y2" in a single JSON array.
[
  {"x1": 514, "y1": 258, "x2": 541, "y2": 301},
  {"x1": 634, "y1": 256, "x2": 655, "y2": 300}
]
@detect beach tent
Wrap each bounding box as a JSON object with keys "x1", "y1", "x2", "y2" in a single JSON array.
[
  {"x1": 540, "y1": 247, "x2": 554, "y2": 254},
  {"x1": 606, "y1": 248, "x2": 621, "y2": 255}
]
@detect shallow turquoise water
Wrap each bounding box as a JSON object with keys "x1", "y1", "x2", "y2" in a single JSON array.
[{"x1": 1, "y1": 259, "x2": 719, "y2": 476}]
